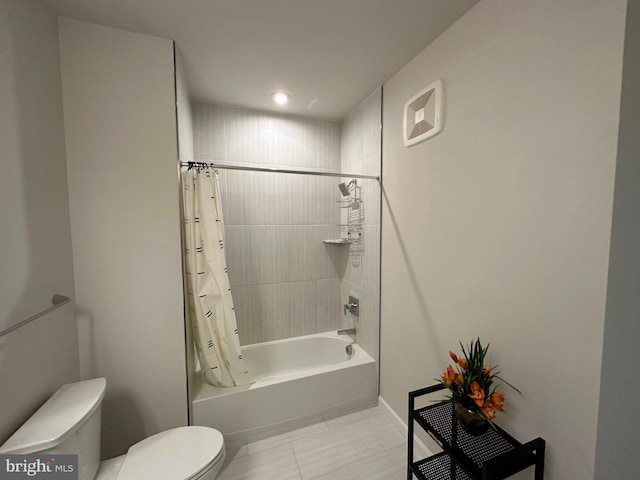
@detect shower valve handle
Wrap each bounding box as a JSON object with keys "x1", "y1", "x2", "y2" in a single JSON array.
[{"x1": 343, "y1": 296, "x2": 359, "y2": 316}]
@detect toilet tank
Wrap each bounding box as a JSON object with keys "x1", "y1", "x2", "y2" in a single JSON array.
[{"x1": 0, "y1": 378, "x2": 106, "y2": 480}]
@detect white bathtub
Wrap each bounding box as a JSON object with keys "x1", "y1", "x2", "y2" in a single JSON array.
[{"x1": 190, "y1": 332, "x2": 377, "y2": 442}]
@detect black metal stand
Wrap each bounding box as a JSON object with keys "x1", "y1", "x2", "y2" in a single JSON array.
[{"x1": 408, "y1": 385, "x2": 545, "y2": 480}]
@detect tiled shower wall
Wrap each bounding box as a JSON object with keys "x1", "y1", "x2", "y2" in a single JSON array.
[
  {"x1": 340, "y1": 88, "x2": 382, "y2": 362},
  {"x1": 191, "y1": 95, "x2": 382, "y2": 355},
  {"x1": 192, "y1": 103, "x2": 346, "y2": 345}
]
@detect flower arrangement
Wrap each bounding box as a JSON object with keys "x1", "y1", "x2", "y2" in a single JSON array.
[{"x1": 440, "y1": 338, "x2": 520, "y2": 425}]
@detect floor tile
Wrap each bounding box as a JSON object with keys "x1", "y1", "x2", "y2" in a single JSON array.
[
  {"x1": 220, "y1": 405, "x2": 410, "y2": 480},
  {"x1": 225, "y1": 444, "x2": 249, "y2": 460},
  {"x1": 291, "y1": 421, "x2": 378, "y2": 455},
  {"x1": 364, "y1": 415, "x2": 406, "y2": 450},
  {"x1": 247, "y1": 420, "x2": 328, "y2": 454},
  {"x1": 219, "y1": 443, "x2": 301, "y2": 480},
  {"x1": 323, "y1": 405, "x2": 383, "y2": 430},
  {"x1": 294, "y1": 431, "x2": 385, "y2": 479},
  {"x1": 308, "y1": 465, "x2": 353, "y2": 480},
  {"x1": 348, "y1": 446, "x2": 406, "y2": 480}
]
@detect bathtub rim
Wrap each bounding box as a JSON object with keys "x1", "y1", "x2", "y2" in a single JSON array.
[{"x1": 191, "y1": 330, "x2": 373, "y2": 403}]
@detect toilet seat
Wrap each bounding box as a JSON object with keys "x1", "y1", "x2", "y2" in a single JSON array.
[{"x1": 115, "y1": 426, "x2": 224, "y2": 480}]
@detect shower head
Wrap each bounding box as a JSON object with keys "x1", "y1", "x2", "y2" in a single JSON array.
[{"x1": 338, "y1": 179, "x2": 356, "y2": 197}]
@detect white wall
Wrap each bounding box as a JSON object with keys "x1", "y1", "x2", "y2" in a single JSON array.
[
  {"x1": 59, "y1": 19, "x2": 187, "y2": 458},
  {"x1": 380, "y1": 1, "x2": 626, "y2": 478},
  {"x1": 0, "y1": 0, "x2": 79, "y2": 443},
  {"x1": 595, "y1": 0, "x2": 640, "y2": 476}
]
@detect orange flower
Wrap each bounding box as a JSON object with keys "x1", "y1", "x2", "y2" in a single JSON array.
[
  {"x1": 458, "y1": 358, "x2": 468, "y2": 370},
  {"x1": 468, "y1": 381, "x2": 485, "y2": 407},
  {"x1": 442, "y1": 365, "x2": 456, "y2": 386},
  {"x1": 449, "y1": 351, "x2": 459, "y2": 363},
  {"x1": 454, "y1": 373, "x2": 464, "y2": 385},
  {"x1": 482, "y1": 366, "x2": 492, "y2": 377},
  {"x1": 489, "y1": 392, "x2": 505, "y2": 412},
  {"x1": 481, "y1": 401, "x2": 497, "y2": 419}
]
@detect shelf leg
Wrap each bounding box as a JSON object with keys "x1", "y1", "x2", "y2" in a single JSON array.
[
  {"x1": 534, "y1": 443, "x2": 545, "y2": 480},
  {"x1": 450, "y1": 403, "x2": 458, "y2": 479},
  {"x1": 407, "y1": 392, "x2": 414, "y2": 480}
]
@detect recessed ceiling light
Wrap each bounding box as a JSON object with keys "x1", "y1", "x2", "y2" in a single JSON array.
[{"x1": 272, "y1": 91, "x2": 290, "y2": 105}]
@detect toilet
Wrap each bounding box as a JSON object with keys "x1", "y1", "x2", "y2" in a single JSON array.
[{"x1": 0, "y1": 378, "x2": 225, "y2": 480}]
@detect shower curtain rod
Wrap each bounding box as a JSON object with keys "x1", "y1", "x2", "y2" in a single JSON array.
[{"x1": 180, "y1": 162, "x2": 380, "y2": 181}]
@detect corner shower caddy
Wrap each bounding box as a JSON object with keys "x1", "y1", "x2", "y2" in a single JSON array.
[
  {"x1": 408, "y1": 384, "x2": 545, "y2": 480},
  {"x1": 323, "y1": 179, "x2": 363, "y2": 245}
]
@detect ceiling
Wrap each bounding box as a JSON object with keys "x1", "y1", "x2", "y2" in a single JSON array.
[{"x1": 42, "y1": 0, "x2": 478, "y2": 119}]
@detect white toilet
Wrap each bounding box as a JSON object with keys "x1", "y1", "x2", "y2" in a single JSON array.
[{"x1": 0, "y1": 378, "x2": 225, "y2": 480}]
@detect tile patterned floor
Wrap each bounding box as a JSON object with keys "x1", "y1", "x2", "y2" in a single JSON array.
[{"x1": 218, "y1": 405, "x2": 412, "y2": 480}]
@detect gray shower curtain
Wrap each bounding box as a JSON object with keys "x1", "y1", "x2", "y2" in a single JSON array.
[{"x1": 181, "y1": 167, "x2": 253, "y2": 387}]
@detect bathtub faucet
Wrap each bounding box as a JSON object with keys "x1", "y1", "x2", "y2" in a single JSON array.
[{"x1": 338, "y1": 328, "x2": 356, "y2": 335}]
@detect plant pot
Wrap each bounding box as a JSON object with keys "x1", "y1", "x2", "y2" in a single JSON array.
[{"x1": 454, "y1": 402, "x2": 489, "y2": 436}]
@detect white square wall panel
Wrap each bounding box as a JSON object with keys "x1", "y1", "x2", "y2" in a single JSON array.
[{"x1": 403, "y1": 80, "x2": 444, "y2": 147}]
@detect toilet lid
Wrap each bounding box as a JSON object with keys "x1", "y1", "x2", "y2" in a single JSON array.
[{"x1": 116, "y1": 427, "x2": 224, "y2": 480}]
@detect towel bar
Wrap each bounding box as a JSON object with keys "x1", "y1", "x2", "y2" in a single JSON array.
[{"x1": 0, "y1": 294, "x2": 71, "y2": 338}]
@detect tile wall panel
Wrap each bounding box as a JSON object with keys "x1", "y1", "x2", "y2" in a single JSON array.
[
  {"x1": 318, "y1": 176, "x2": 343, "y2": 225},
  {"x1": 193, "y1": 102, "x2": 226, "y2": 161},
  {"x1": 224, "y1": 106, "x2": 261, "y2": 165},
  {"x1": 343, "y1": 226, "x2": 380, "y2": 295},
  {"x1": 278, "y1": 116, "x2": 316, "y2": 169},
  {"x1": 316, "y1": 121, "x2": 342, "y2": 171},
  {"x1": 289, "y1": 175, "x2": 318, "y2": 225},
  {"x1": 192, "y1": 97, "x2": 381, "y2": 350},
  {"x1": 194, "y1": 102, "x2": 340, "y2": 171},
  {"x1": 340, "y1": 88, "x2": 382, "y2": 362},
  {"x1": 342, "y1": 280, "x2": 380, "y2": 363},
  {"x1": 316, "y1": 278, "x2": 343, "y2": 333},
  {"x1": 288, "y1": 280, "x2": 320, "y2": 338},
  {"x1": 363, "y1": 89, "x2": 382, "y2": 162},
  {"x1": 225, "y1": 170, "x2": 290, "y2": 225},
  {"x1": 361, "y1": 177, "x2": 381, "y2": 227},
  {"x1": 316, "y1": 226, "x2": 349, "y2": 279},
  {"x1": 193, "y1": 102, "x2": 344, "y2": 344},
  {"x1": 225, "y1": 225, "x2": 347, "y2": 289},
  {"x1": 232, "y1": 280, "x2": 337, "y2": 345}
]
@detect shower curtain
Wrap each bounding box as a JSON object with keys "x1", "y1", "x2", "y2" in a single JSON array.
[{"x1": 181, "y1": 166, "x2": 253, "y2": 387}]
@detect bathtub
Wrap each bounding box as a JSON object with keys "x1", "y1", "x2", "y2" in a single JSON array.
[{"x1": 190, "y1": 331, "x2": 377, "y2": 442}]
